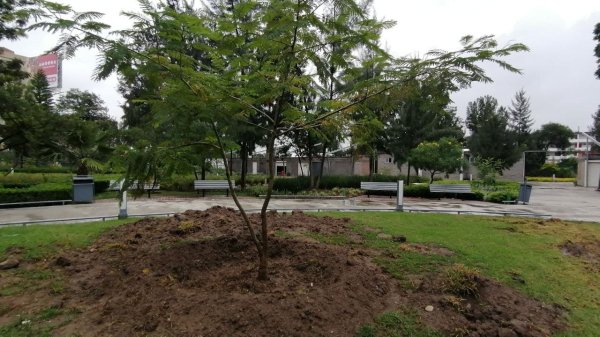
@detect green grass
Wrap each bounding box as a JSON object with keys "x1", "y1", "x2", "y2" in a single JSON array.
[
  {"x1": 357, "y1": 311, "x2": 442, "y2": 337},
  {"x1": 0, "y1": 306, "x2": 81, "y2": 337},
  {"x1": 0, "y1": 219, "x2": 136, "y2": 260},
  {"x1": 320, "y1": 212, "x2": 600, "y2": 337}
]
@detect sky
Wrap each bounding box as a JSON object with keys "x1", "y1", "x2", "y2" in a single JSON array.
[{"x1": 3, "y1": 0, "x2": 600, "y2": 132}]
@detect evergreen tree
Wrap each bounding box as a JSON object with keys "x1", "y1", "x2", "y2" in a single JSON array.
[
  {"x1": 508, "y1": 89, "x2": 533, "y2": 145},
  {"x1": 594, "y1": 22, "x2": 600, "y2": 79},
  {"x1": 466, "y1": 96, "x2": 520, "y2": 171},
  {"x1": 591, "y1": 107, "x2": 600, "y2": 151},
  {"x1": 29, "y1": 70, "x2": 54, "y2": 112}
]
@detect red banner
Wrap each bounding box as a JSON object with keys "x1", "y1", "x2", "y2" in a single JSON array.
[{"x1": 34, "y1": 53, "x2": 60, "y2": 88}]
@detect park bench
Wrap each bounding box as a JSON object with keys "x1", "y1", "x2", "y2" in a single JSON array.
[
  {"x1": 108, "y1": 180, "x2": 160, "y2": 198},
  {"x1": 360, "y1": 181, "x2": 399, "y2": 198},
  {"x1": 429, "y1": 184, "x2": 473, "y2": 198},
  {"x1": 194, "y1": 180, "x2": 235, "y2": 197}
]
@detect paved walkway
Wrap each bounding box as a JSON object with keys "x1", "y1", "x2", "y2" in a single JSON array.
[{"x1": 0, "y1": 183, "x2": 598, "y2": 225}]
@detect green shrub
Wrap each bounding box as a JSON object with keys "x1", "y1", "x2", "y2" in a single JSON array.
[
  {"x1": 0, "y1": 183, "x2": 71, "y2": 203},
  {"x1": 0, "y1": 166, "x2": 73, "y2": 174},
  {"x1": 273, "y1": 175, "x2": 428, "y2": 193},
  {"x1": 243, "y1": 184, "x2": 268, "y2": 197},
  {"x1": 0, "y1": 173, "x2": 73, "y2": 185},
  {"x1": 526, "y1": 176, "x2": 576, "y2": 182},
  {"x1": 484, "y1": 190, "x2": 518, "y2": 203}
]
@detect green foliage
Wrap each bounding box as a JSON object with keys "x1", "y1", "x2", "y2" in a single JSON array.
[
  {"x1": 0, "y1": 183, "x2": 71, "y2": 203},
  {"x1": 474, "y1": 157, "x2": 504, "y2": 185},
  {"x1": 466, "y1": 96, "x2": 520, "y2": 170},
  {"x1": 409, "y1": 137, "x2": 464, "y2": 183},
  {"x1": 526, "y1": 176, "x2": 576, "y2": 182},
  {"x1": 29, "y1": 71, "x2": 54, "y2": 111},
  {"x1": 273, "y1": 175, "x2": 428, "y2": 193},
  {"x1": 0, "y1": 166, "x2": 73, "y2": 174},
  {"x1": 483, "y1": 190, "x2": 518, "y2": 203},
  {"x1": 533, "y1": 123, "x2": 574, "y2": 150},
  {"x1": 594, "y1": 22, "x2": 600, "y2": 80},
  {"x1": 508, "y1": 90, "x2": 533, "y2": 145}
]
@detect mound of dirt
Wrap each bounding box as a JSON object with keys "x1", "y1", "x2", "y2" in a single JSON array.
[
  {"x1": 54, "y1": 207, "x2": 393, "y2": 337},
  {"x1": 403, "y1": 273, "x2": 566, "y2": 337},
  {"x1": 2, "y1": 207, "x2": 567, "y2": 336}
]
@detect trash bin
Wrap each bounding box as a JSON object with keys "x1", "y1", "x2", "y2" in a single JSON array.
[
  {"x1": 72, "y1": 175, "x2": 95, "y2": 203},
  {"x1": 518, "y1": 183, "x2": 532, "y2": 204}
]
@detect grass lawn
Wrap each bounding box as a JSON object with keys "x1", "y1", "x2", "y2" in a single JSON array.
[
  {"x1": 1, "y1": 213, "x2": 599, "y2": 336},
  {"x1": 0, "y1": 219, "x2": 137, "y2": 261},
  {"x1": 320, "y1": 212, "x2": 600, "y2": 337}
]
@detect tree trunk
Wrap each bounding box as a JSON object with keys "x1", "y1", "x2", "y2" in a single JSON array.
[
  {"x1": 240, "y1": 143, "x2": 248, "y2": 190},
  {"x1": 430, "y1": 171, "x2": 435, "y2": 184},
  {"x1": 298, "y1": 155, "x2": 304, "y2": 176},
  {"x1": 259, "y1": 135, "x2": 277, "y2": 280},
  {"x1": 368, "y1": 152, "x2": 375, "y2": 181},
  {"x1": 210, "y1": 121, "x2": 264, "y2": 280},
  {"x1": 316, "y1": 143, "x2": 327, "y2": 189},
  {"x1": 406, "y1": 161, "x2": 412, "y2": 185},
  {"x1": 308, "y1": 153, "x2": 315, "y2": 189}
]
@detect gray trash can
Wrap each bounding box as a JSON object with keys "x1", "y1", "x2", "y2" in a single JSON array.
[
  {"x1": 518, "y1": 183, "x2": 532, "y2": 204},
  {"x1": 72, "y1": 175, "x2": 95, "y2": 203}
]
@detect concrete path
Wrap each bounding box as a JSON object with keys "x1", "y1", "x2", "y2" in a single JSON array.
[{"x1": 0, "y1": 182, "x2": 598, "y2": 225}]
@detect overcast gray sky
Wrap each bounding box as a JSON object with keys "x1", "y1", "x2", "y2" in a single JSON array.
[{"x1": 4, "y1": 0, "x2": 600, "y2": 131}]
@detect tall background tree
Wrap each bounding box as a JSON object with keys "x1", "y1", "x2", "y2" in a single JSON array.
[
  {"x1": 466, "y1": 95, "x2": 520, "y2": 171},
  {"x1": 594, "y1": 22, "x2": 600, "y2": 79},
  {"x1": 508, "y1": 89, "x2": 533, "y2": 147}
]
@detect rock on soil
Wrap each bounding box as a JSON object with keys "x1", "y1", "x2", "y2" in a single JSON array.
[{"x1": 0, "y1": 258, "x2": 19, "y2": 270}]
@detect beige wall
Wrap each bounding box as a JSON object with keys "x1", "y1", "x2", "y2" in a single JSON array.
[{"x1": 578, "y1": 159, "x2": 600, "y2": 188}]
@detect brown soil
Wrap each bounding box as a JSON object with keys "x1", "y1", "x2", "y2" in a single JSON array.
[
  {"x1": 1, "y1": 207, "x2": 567, "y2": 336},
  {"x1": 403, "y1": 274, "x2": 565, "y2": 337},
  {"x1": 560, "y1": 239, "x2": 600, "y2": 270}
]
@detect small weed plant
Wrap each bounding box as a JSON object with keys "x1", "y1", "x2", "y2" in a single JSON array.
[{"x1": 443, "y1": 264, "x2": 481, "y2": 297}]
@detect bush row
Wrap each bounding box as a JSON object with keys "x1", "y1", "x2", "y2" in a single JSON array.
[
  {"x1": 273, "y1": 175, "x2": 429, "y2": 193},
  {"x1": 0, "y1": 166, "x2": 73, "y2": 174},
  {"x1": 0, "y1": 183, "x2": 71, "y2": 204}
]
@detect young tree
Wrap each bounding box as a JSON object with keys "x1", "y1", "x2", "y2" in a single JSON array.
[
  {"x1": 508, "y1": 89, "x2": 533, "y2": 146},
  {"x1": 35, "y1": 1, "x2": 528, "y2": 281},
  {"x1": 466, "y1": 96, "x2": 520, "y2": 171},
  {"x1": 409, "y1": 137, "x2": 464, "y2": 183}
]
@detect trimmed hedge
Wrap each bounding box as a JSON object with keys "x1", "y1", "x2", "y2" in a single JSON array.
[
  {"x1": 273, "y1": 175, "x2": 429, "y2": 193},
  {"x1": 0, "y1": 183, "x2": 71, "y2": 203},
  {"x1": 0, "y1": 166, "x2": 73, "y2": 174}
]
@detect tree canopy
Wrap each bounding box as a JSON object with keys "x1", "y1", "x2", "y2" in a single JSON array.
[
  {"x1": 409, "y1": 137, "x2": 464, "y2": 183},
  {"x1": 466, "y1": 95, "x2": 520, "y2": 170}
]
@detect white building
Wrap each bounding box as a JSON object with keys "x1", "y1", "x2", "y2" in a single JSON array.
[{"x1": 546, "y1": 132, "x2": 594, "y2": 163}]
